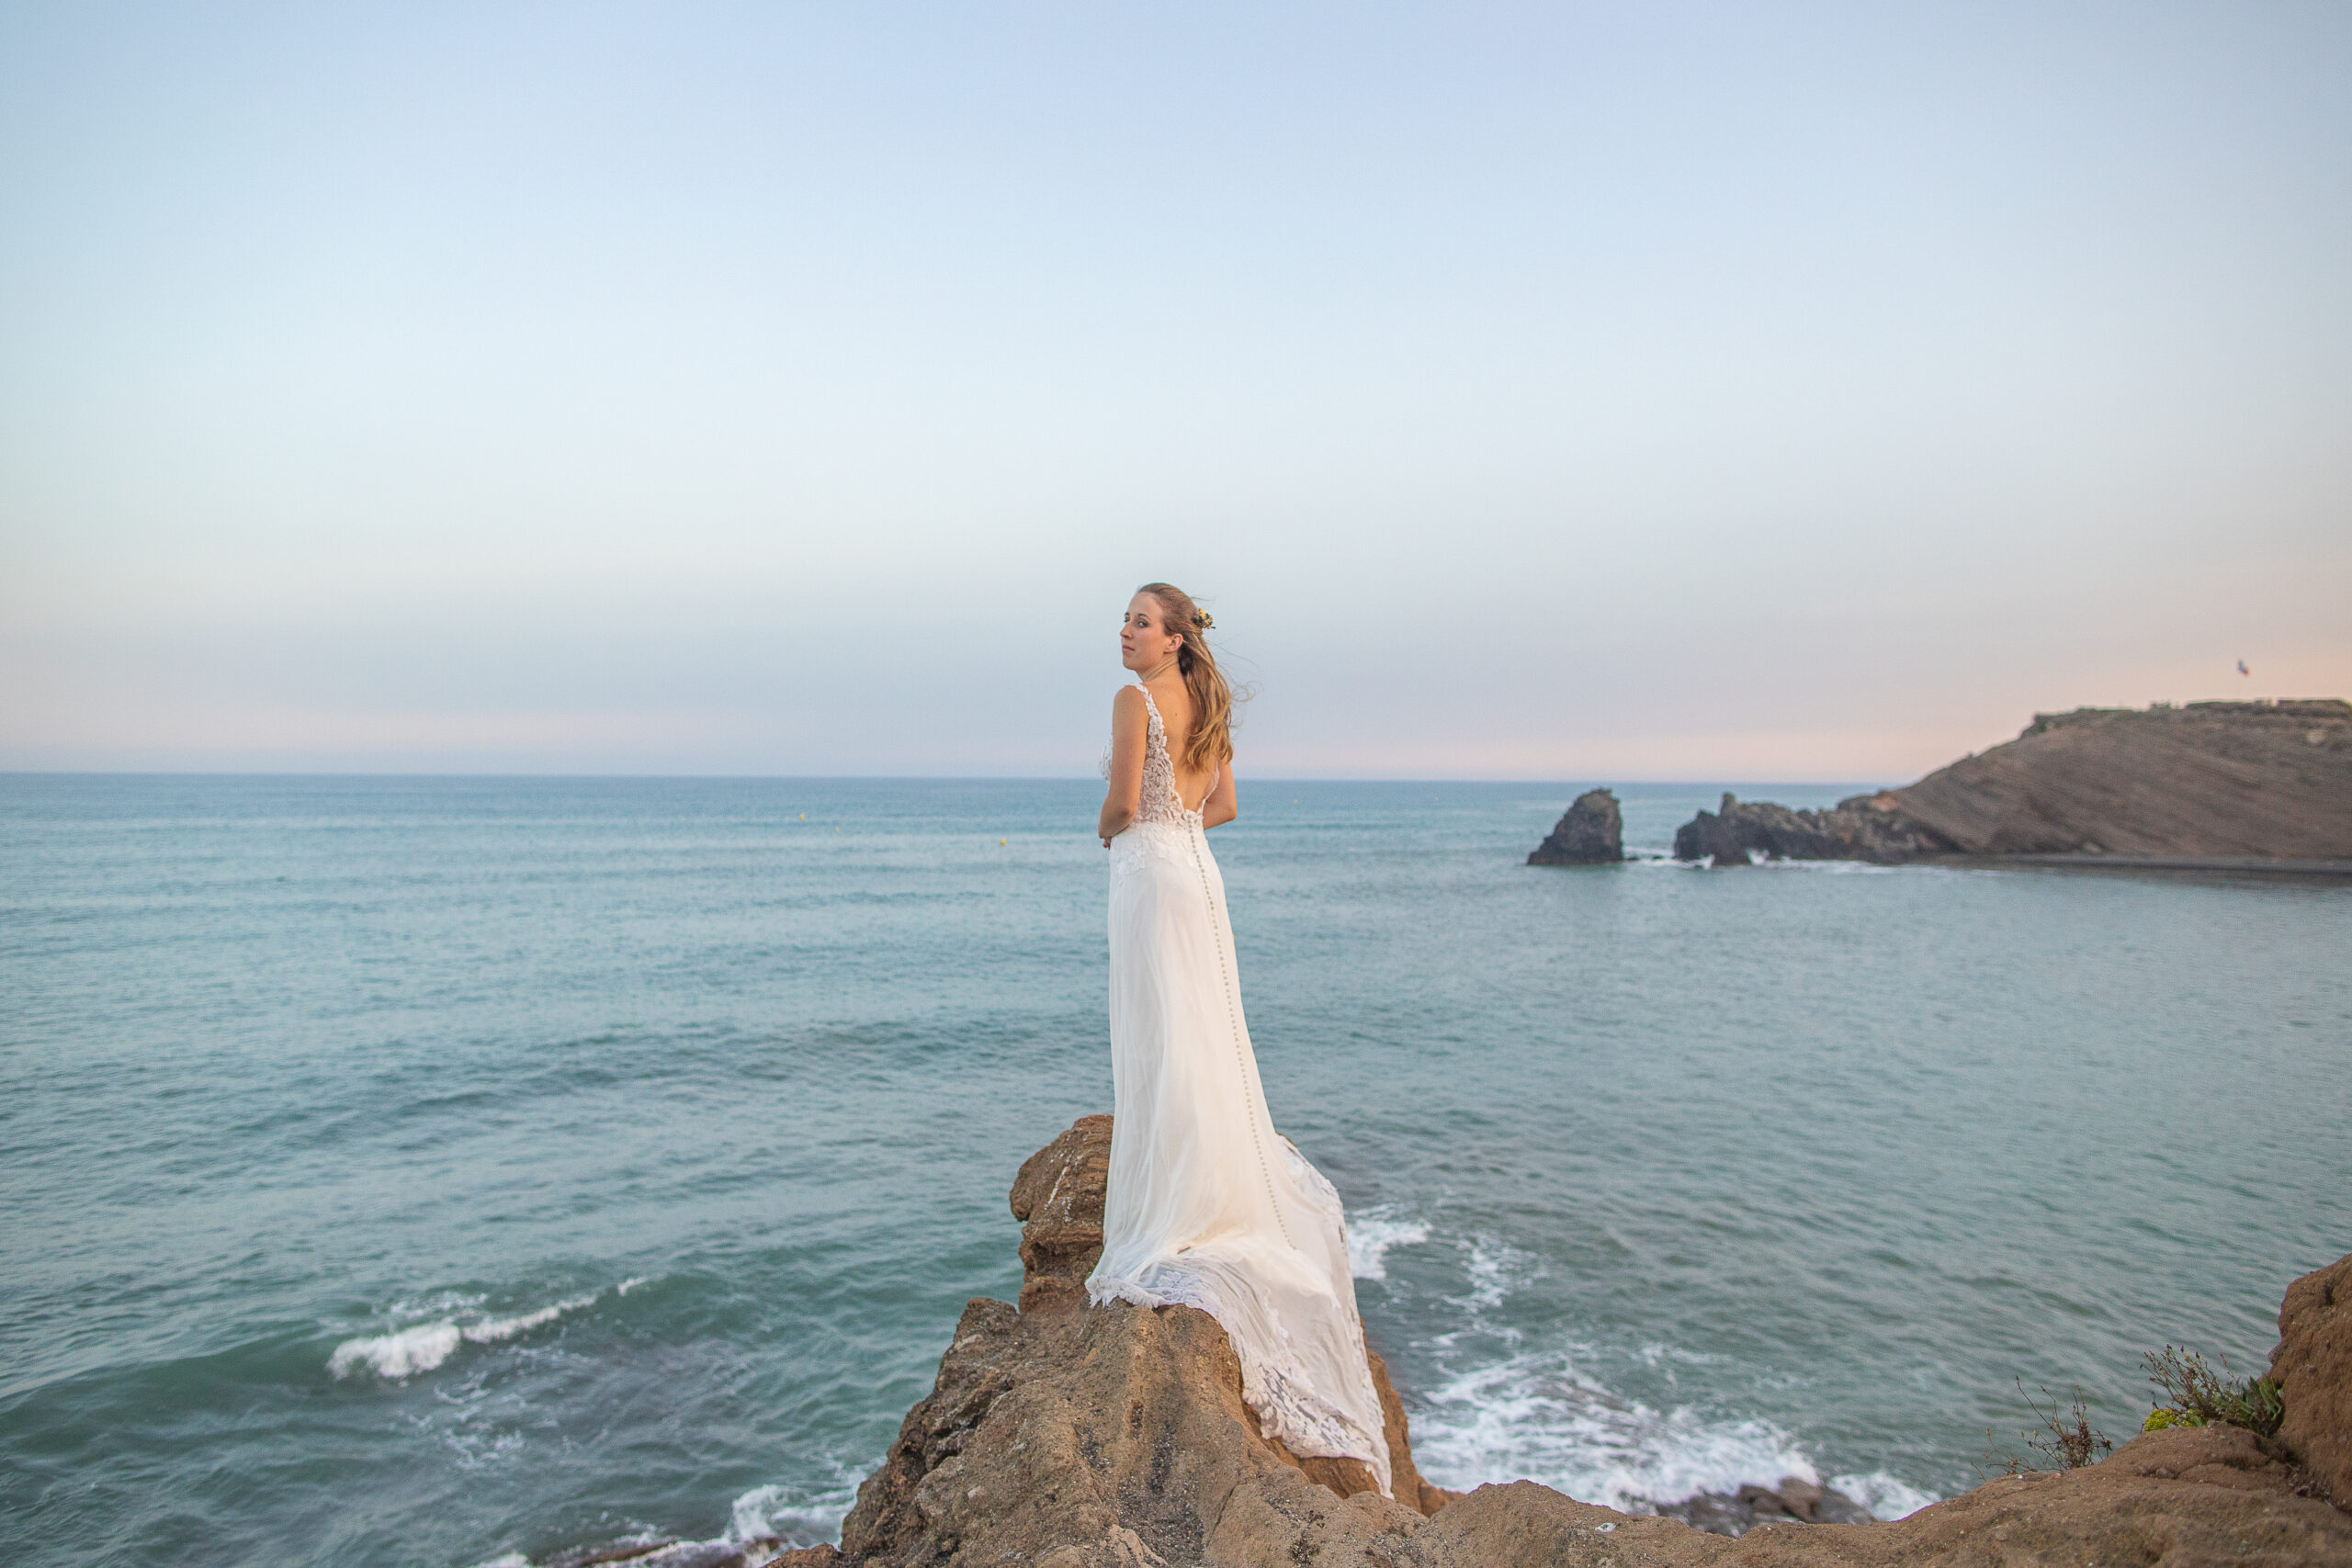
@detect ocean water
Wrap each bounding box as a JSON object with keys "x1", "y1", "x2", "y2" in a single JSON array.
[{"x1": 3, "y1": 774, "x2": 2346, "y2": 1567}]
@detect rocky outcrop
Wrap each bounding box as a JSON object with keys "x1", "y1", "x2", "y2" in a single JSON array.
[
  {"x1": 1008, "y1": 1118, "x2": 1445, "y2": 1506},
  {"x1": 808, "y1": 1119, "x2": 2352, "y2": 1567},
  {"x1": 1010, "y1": 1114, "x2": 1114, "y2": 1314},
  {"x1": 1651, "y1": 1477, "x2": 1876, "y2": 1534},
  {"x1": 2273, "y1": 1253, "x2": 2352, "y2": 1507},
  {"x1": 1674, "y1": 699, "x2": 2352, "y2": 865},
  {"x1": 1896, "y1": 700, "x2": 2352, "y2": 859},
  {"x1": 1410, "y1": 1435, "x2": 2348, "y2": 1564},
  {"x1": 1528, "y1": 790, "x2": 1627, "y2": 865},
  {"x1": 831, "y1": 1115, "x2": 1452, "y2": 1568},
  {"x1": 1670, "y1": 794, "x2": 1947, "y2": 867}
]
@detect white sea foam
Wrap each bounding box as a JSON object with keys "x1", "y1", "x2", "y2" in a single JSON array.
[
  {"x1": 526, "y1": 1480, "x2": 860, "y2": 1568},
  {"x1": 330, "y1": 1321, "x2": 465, "y2": 1380},
  {"x1": 614, "y1": 1544, "x2": 748, "y2": 1568},
  {"x1": 329, "y1": 1290, "x2": 603, "y2": 1380},
  {"x1": 1348, "y1": 1209, "x2": 1430, "y2": 1280},
  {"x1": 1460, "y1": 1238, "x2": 1525, "y2": 1309},
  {"x1": 1411, "y1": 1349, "x2": 1823, "y2": 1511},
  {"x1": 730, "y1": 1477, "x2": 860, "y2": 1547},
  {"x1": 618, "y1": 1275, "x2": 652, "y2": 1295},
  {"x1": 464, "y1": 1292, "x2": 600, "y2": 1345},
  {"x1": 1400, "y1": 1233, "x2": 1945, "y2": 1516},
  {"x1": 1829, "y1": 1470, "x2": 1940, "y2": 1519}
]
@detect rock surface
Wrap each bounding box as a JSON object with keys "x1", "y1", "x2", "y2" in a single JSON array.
[
  {"x1": 1528, "y1": 789, "x2": 1627, "y2": 865},
  {"x1": 1669, "y1": 794, "x2": 1943, "y2": 867},
  {"x1": 2274, "y1": 1252, "x2": 2352, "y2": 1508},
  {"x1": 1674, "y1": 699, "x2": 2352, "y2": 865},
  {"x1": 812, "y1": 1118, "x2": 2352, "y2": 1566},
  {"x1": 1008, "y1": 1113, "x2": 1448, "y2": 1510},
  {"x1": 1010, "y1": 1113, "x2": 1114, "y2": 1315},
  {"x1": 1650, "y1": 1478, "x2": 1876, "y2": 1535}
]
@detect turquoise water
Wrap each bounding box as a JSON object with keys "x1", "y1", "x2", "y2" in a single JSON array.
[{"x1": 3, "y1": 775, "x2": 2346, "y2": 1567}]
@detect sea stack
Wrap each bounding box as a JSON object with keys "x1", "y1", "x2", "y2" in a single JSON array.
[{"x1": 1527, "y1": 788, "x2": 1626, "y2": 864}]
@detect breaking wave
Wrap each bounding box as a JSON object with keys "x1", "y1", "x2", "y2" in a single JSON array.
[
  {"x1": 1411, "y1": 1348, "x2": 1827, "y2": 1512},
  {"x1": 1369, "y1": 1219, "x2": 1942, "y2": 1518},
  {"x1": 464, "y1": 1478, "x2": 861, "y2": 1568},
  {"x1": 1348, "y1": 1207, "x2": 1431, "y2": 1280},
  {"x1": 329, "y1": 1290, "x2": 604, "y2": 1381}
]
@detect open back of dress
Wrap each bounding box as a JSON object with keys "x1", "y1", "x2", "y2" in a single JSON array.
[{"x1": 1087, "y1": 684, "x2": 1393, "y2": 1494}]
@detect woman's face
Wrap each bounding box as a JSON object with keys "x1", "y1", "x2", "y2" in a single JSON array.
[{"x1": 1119, "y1": 593, "x2": 1183, "y2": 673}]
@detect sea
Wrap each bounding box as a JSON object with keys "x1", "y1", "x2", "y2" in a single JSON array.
[{"x1": 3, "y1": 774, "x2": 2346, "y2": 1568}]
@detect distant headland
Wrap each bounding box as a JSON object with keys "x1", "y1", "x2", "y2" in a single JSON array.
[{"x1": 1533, "y1": 699, "x2": 2352, "y2": 872}]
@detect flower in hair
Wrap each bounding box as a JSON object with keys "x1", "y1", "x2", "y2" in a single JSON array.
[{"x1": 1194, "y1": 612, "x2": 1215, "y2": 629}]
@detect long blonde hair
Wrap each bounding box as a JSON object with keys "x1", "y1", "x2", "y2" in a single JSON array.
[{"x1": 1137, "y1": 581, "x2": 1236, "y2": 774}]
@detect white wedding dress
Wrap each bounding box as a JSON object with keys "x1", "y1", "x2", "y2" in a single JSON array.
[{"x1": 1086, "y1": 684, "x2": 1393, "y2": 1495}]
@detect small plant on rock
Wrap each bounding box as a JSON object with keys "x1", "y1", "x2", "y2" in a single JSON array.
[
  {"x1": 2142, "y1": 1346, "x2": 2284, "y2": 1437},
  {"x1": 1974, "y1": 1380, "x2": 2117, "y2": 1477},
  {"x1": 2018, "y1": 1382, "x2": 2113, "y2": 1471}
]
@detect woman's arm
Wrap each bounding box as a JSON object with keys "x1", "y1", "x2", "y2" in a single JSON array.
[
  {"x1": 1200, "y1": 757, "x2": 1238, "y2": 830},
  {"x1": 1098, "y1": 687, "x2": 1148, "y2": 846}
]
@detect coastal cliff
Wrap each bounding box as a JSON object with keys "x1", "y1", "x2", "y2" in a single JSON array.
[
  {"x1": 1675, "y1": 698, "x2": 2352, "y2": 866},
  {"x1": 765, "y1": 1118, "x2": 2352, "y2": 1568}
]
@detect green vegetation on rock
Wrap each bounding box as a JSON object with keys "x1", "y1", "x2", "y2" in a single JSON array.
[{"x1": 2143, "y1": 1346, "x2": 2285, "y2": 1438}]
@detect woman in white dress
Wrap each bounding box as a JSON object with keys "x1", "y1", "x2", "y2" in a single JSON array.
[{"x1": 1087, "y1": 581, "x2": 1393, "y2": 1495}]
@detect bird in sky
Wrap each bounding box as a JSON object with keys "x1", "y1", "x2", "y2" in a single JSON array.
[{"x1": 2237, "y1": 660, "x2": 2251, "y2": 676}]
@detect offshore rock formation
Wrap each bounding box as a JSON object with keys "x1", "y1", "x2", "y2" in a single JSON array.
[
  {"x1": 1671, "y1": 793, "x2": 1939, "y2": 867},
  {"x1": 1528, "y1": 789, "x2": 1626, "y2": 865},
  {"x1": 1676, "y1": 699, "x2": 2352, "y2": 865},
  {"x1": 770, "y1": 1118, "x2": 2352, "y2": 1568}
]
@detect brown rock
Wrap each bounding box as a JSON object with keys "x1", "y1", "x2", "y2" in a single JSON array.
[
  {"x1": 1414, "y1": 1481, "x2": 1710, "y2": 1563},
  {"x1": 2274, "y1": 1252, "x2": 2352, "y2": 1506},
  {"x1": 1001, "y1": 1117, "x2": 1457, "y2": 1519},
  {"x1": 1671, "y1": 700, "x2": 2352, "y2": 866},
  {"x1": 850, "y1": 1115, "x2": 1443, "y2": 1553},
  {"x1": 834, "y1": 1121, "x2": 2352, "y2": 1567},
  {"x1": 1893, "y1": 699, "x2": 2352, "y2": 860},
  {"x1": 1010, "y1": 1114, "x2": 1113, "y2": 1314},
  {"x1": 835, "y1": 1293, "x2": 1439, "y2": 1568},
  {"x1": 770, "y1": 1550, "x2": 842, "y2": 1568}
]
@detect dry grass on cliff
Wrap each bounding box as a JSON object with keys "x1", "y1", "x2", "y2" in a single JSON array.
[
  {"x1": 1980, "y1": 1343, "x2": 2291, "y2": 1483},
  {"x1": 2143, "y1": 1345, "x2": 2287, "y2": 1437},
  {"x1": 1977, "y1": 1381, "x2": 2114, "y2": 1478}
]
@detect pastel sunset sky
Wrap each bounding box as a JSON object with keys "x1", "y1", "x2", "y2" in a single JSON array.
[{"x1": 4, "y1": 3, "x2": 2346, "y2": 779}]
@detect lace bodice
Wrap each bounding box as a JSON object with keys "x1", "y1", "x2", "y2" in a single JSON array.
[{"x1": 1132, "y1": 684, "x2": 1213, "y2": 829}]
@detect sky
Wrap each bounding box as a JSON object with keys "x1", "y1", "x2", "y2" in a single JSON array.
[{"x1": 2, "y1": 3, "x2": 2346, "y2": 781}]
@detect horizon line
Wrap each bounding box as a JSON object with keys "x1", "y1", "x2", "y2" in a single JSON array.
[{"x1": 0, "y1": 769, "x2": 1890, "y2": 787}]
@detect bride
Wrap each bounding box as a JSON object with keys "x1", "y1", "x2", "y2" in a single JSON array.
[{"x1": 1087, "y1": 581, "x2": 1393, "y2": 1495}]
